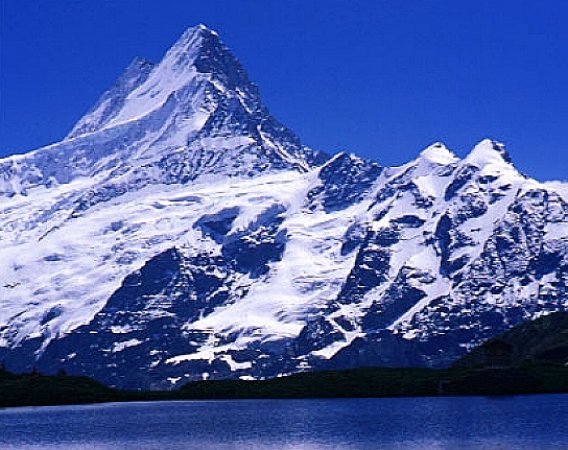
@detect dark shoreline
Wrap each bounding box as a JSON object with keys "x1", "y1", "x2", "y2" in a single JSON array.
[{"x1": 3, "y1": 364, "x2": 568, "y2": 409}]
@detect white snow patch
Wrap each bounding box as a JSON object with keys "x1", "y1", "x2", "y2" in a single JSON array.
[{"x1": 112, "y1": 339, "x2": 143, "y2": 353}]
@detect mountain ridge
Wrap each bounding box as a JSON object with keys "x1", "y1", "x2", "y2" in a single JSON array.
[{"x1": 1, "y1": 25, "x2": 567, "y2": 389}]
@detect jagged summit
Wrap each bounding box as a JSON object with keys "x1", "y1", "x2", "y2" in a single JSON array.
[
  {"x1": 0, "y1": 25, "x2": 323, "y2": 198},
  {"x1": 66, "y1": 56, "x2": 156, "y2": 139},
  {"x1": 173, "y1": 23, "x2": 219, "y2": 48},
  {"x1": 67, "y1": 24, "x2": 256, "y2": 138}
]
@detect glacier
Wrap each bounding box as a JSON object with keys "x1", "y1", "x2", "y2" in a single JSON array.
[{"x1": 1, "y1": 25, "x2": 567, "y2": 389}]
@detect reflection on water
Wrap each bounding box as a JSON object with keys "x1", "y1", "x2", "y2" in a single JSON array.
[{"x1": 1, "y1": 395, "x2": 568, "y2": 450}]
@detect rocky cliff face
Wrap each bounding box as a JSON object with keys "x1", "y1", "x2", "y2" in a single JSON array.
[{"x1": 1, "y1": 25, "x2": 567, "y2": 389}]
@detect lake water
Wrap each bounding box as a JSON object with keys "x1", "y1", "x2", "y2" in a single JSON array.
[{"x1": 1, "y1": 395, "x2": 567, "y2": 449}]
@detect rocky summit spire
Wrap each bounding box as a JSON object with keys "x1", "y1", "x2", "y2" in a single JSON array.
[
  {"x1": 0, "y1": 25, "x2": 322, "y2": 198},
  {"x1": 165, "y1": 24, "x2": 246, "y2": 86},
  {"x1": 66, "y1": 24, "x2": 258, "y2": 138}
]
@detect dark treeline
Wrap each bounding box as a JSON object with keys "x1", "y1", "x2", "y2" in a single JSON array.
[{"x1": 2, "y1": 363, "x2": 568, "y2": 409}]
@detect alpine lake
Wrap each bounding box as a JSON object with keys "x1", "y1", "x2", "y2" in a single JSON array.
[{"x1": 1, "y1": 395, "x2": 567, "y2": 449}]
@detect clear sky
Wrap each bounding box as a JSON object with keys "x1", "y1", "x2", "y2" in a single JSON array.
[{"x1": 1, "y1": 1, "x2": 567, "y2": 181}]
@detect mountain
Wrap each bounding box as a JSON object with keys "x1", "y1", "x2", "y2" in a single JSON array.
[{"x1": 1, "y1": 25, "x2": 568, "y2": 389}]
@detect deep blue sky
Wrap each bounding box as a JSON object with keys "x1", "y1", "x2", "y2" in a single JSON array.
[{"x1": 1, "y1": 1, "x2": 567, "y2": 181}]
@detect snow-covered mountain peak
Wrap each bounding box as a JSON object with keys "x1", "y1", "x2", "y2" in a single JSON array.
[
  {"x1": 175, "y1": 23, "x2": 217, "y2": 42},
  {"x1": 382, "y1": 142, "x2": 458, "y2": 183},
  {"x1": 0, "y1": 25, "x2": 323, "y2": 198},
  {"x1": 464, "y1": 139, "x2": 513, "y2": 168},
  {"x1": 154, "y1": 23, "x2": 215, "y2": 74},
  {"x1": 167, "y1": 24, "x2": 228, "y2": 69},
  {"x1": 89, "y1": 25, "x2": 236, "y2": 130},
  {"x1": 418, "y1": 142, "x2": 459, "y2": 166},
  {"x1": 66, "y1": 23, "x2": 260, "y2": 139}
]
